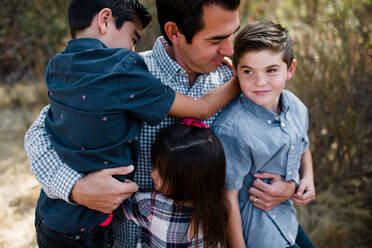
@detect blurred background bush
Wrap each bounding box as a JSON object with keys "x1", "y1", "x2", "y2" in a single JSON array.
[{"x1": 0, "y1": 0, "x2": 370, "y2": 247}]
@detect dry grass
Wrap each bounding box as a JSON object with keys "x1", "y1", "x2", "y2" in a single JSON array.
[{"x1": 0, "y1": 82, "x2": 47, "y2": 248}]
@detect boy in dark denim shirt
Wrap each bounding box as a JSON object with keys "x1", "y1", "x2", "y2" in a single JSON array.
[{"x1": 35, "y1": 1, "x2": 238, "y2": 247}]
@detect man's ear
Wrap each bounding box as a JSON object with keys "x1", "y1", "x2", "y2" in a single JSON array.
[
  {"x1": 97, "y1": 8, "x2": 113, "y2": 35},
  {"x1": 286, "y1": 59, "x2": 297, "y2": 80},
  {"x1": 163, "y1": 22, "x2": 184, "y2": 46}
]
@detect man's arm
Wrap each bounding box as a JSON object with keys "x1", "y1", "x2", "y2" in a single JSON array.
[
  {"x1": 291, "y1": 148, "x2": 316, "y2": 205},
  {"x1": 168, "y1": 75, "x2": 239, "y2": 120},
  {"x1": 226, "y1": 190, "x2": 246, "y2": 248},
  {"x1": 248, "y1": 173, "x2": 296, "y2": 212},
  {"x1": 24, "y1": 105, "x2": 83, "y2": 202},
  {"x1": 24, "y1": 106, "x2": 138, "y2": 213}
]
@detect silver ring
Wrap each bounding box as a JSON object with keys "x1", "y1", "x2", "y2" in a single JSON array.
[{"x1": 253, "y1": 197, "x2": 258, "y2": 203}]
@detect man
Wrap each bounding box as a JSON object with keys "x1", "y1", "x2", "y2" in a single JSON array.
[{"x1": 25, "y1": 0, "x2": 305, "y2": 247}]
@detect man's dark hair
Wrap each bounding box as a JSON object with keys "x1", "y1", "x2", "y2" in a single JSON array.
[
  {"x1": 233, "y1": 21, "x2": 294, "y2": 68},
  {"x1": 68, "y1": 0, "x2": 152, "y2": 38},
  {"x1": 156, "y1": 0, "x2": 240, "y2": 45}
]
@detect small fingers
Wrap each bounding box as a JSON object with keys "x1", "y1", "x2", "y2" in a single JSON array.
[{"x1": 295, "y1": 184, "x2": 305, "y2": 197}]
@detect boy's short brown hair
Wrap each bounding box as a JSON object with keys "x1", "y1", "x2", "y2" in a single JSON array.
[{"x1": 233, "y1": 21, "x2": 294, "y2": 68}]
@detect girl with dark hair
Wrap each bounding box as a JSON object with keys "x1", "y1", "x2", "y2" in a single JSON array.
[{"x1": 121, "y1": 119, "x2": 228, "y2": 247}]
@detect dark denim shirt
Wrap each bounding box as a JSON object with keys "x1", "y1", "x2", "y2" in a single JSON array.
[
  {"x1": 40, "y1": 38, "x2": 175, "y2": 232},
  {"x1": 213, "y1": 90, "x2": 309, "y2": 247}
]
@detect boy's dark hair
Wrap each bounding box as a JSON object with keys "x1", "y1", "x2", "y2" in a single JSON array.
[
  {"x1": 156, "y1": 0, "x2": 240, "y2": 45},
  {"x1": 68, "y1": 0, "x2": 152, "y2": 38},
  {"x1": 151, "y1": 123, "x2": 228, "y2": 247},
  {"x1": 233, "y1": 21, "x2": 294, "y2": 68}
]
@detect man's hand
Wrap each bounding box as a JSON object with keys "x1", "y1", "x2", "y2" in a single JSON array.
[
  {"x1": 291, "y1": 175, "x2": 315, "y2": 205},
  {"x1": 70, "y1": 166, "x2": 138, "y2": 214},
  {"x1": 248, "y1": 172, "x2": 296, "y2": 211}
]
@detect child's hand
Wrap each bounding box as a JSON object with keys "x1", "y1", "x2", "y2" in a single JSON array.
[
  {"x1": 291, "y1": 175, "x2": 315, "y2": 205},
  {"x1": 222, "y1": 57, "x2": 236, "y2": 74}
]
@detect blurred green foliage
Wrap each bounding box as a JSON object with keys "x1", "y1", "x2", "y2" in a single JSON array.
[
  {"x1": 0, "y1": 0, "x2": 68, "y2": 82},
  {"x1": 0, "y1": 0, "x2": 371, "y2": 247}
]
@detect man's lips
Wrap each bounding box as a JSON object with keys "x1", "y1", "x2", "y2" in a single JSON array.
[{"x1": 211, "y1": 57, "x2": 224, "y2": 65}]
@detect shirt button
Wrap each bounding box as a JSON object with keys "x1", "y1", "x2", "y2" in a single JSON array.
[
  {"x1": 290, "y1": 145, "x2": 295, "y2": 150},
  {"x1": 75, "y1": 235, "x2": 80, "y2": 240},
  {"x1": 288, "y1": 171, "x2": 292, "y2": 176},
  {"x1": 272, "y1": 214, "x2": 277, "y2": 219},
  {"x1": 274, "y1": 116, "x2": 279, "y2": 121},
  {"x1": 267, "y1": 120, "x2": 272, "y2": 125},
  {"x1": 281, "y1": 123, "x2": 286, "y2": 128}
]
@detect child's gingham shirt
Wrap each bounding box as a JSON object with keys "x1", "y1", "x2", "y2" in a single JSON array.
[
  {"x1": 24, "y1": 37, "x2": 233, "y2": 247},
  {"x1": 122, "y1": 191, "x2": 205, "y2": 247}
]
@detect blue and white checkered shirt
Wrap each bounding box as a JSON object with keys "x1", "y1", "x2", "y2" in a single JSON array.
[{"x1": 24, "y1": 37, "x2": 233, "y2": 247}]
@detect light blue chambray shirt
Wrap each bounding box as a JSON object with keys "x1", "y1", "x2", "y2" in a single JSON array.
[{"x1": 213, "y1": 90, "x2": 309, "y2": 248}]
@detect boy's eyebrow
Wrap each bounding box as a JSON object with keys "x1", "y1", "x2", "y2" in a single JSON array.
[
  {"x1": 239, "y1": 64, "x2": 281, "y2": 69},
  {"x1": 206, "y1": 25, "x2": 240, "y2": 41}
]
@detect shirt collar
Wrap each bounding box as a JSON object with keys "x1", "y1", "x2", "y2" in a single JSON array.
[
  {"x1": 152, "y1": 37, "x2": 189, "y2": 78},
  {"x1": 64, "y1": 38, "x2": 107, "y2": 53},
  {"x1": 241, "y1": 91, "x2": 290, "y2": 124}
]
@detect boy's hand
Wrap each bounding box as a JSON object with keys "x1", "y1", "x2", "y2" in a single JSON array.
[
  {"x1": 70, "y1": 166, "x2": 138, "y2": 214},
  {"x1": 248, "y1": 172, "x2": 296, "y2": 211},
  {"x1": 222, "y1": 56, "x2": 236, "y2": 74},
  {"x1": 291, "y1": 175, "x2": 315, "y2": 205}
]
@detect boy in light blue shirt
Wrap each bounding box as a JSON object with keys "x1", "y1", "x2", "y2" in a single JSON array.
[{"x1": 213, "y1": 21, "x2": 316, "y2": 248}]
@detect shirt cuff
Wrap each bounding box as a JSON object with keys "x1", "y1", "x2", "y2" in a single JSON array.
[{"x1": 52, "y1": 164, "x2": 84, "y2": 204}]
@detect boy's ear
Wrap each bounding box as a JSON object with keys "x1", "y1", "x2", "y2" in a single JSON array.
[
  {"x1": 286, "y1": 59, "x2": 297, "y2": 80},
  {"x1": 163, "y1": 22, "x2": 184, "y2": 46},
  {"x1": 97, "y1": 8, "x2": 114, "y2": 35}
]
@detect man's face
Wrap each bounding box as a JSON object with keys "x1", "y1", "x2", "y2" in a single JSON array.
[
  {"x1": 102, "y1": 18, "x2": 142, "y2": 51},
  {"x1": 237, "y1": 49, "x2": 295, "y2": 113},
  {"x1": 175, "y1": 4, "x2": 240, "y2": 74}
]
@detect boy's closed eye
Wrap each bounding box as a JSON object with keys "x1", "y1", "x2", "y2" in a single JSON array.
[{"x1": 132, "y1": 31, "x2": 141, "y2": 47}]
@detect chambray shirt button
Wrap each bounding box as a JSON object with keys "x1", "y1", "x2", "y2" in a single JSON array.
[
  {"x1": 274, "y1": 116, "x2": 279, "y2": 121},
  {"x1": 267, "y1": 120, "x2": 272, "y2": 125},
  {"x1": 288, "y1": 171, "x2": 292, "y2": 176},
  {"x1": 281, "y1": 123, "x2": 286, "y2": 128},
  {"x1": 272, "y1": 214, "x2": 277, "y2": 219}
]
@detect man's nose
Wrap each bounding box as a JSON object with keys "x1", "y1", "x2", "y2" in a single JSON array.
[{"x1": 218, "y1": 36, "x2": 234, "y2": 57}]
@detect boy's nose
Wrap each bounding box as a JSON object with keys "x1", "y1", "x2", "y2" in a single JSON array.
[{"x1": 255, "y1": 74, "x2": 267, "y2": 86}]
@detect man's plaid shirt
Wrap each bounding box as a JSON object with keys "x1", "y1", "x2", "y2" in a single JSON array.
[{"x1": 24, "y1": 37, "x2": 233, "y2": 247}]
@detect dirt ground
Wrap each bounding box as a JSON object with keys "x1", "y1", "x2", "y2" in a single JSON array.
[{"x1": 0, "y1": 108, "x2": 39, "y2": 248}]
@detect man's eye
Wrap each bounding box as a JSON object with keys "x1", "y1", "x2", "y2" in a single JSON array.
[
  {"x1": 210, "y1": 40, "x2": 222, "y2": 45},
  {"x1": 267, "y1": 68, "x2": 277, "y2": 73},
  {"x1": 243, "y1": 70, "x2": 252, "y2": 74}
]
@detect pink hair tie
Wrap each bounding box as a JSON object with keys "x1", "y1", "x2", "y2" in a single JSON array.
[{"x1": 180, "y1": 118, "x2": 210, "y2": 129}]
